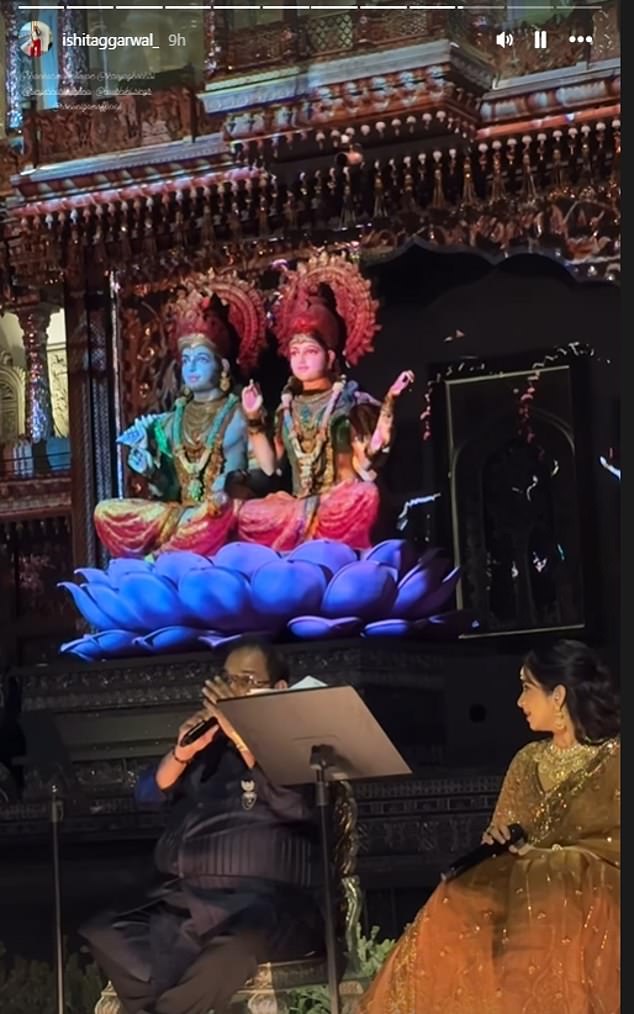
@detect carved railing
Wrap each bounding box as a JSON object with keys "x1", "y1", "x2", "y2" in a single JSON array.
[
  {"x1": 0, "y1": 439, "x2": 70, "y2": 479},
  {"x1": 219, "y1": 8, "x2": 454, "y2": 74}
]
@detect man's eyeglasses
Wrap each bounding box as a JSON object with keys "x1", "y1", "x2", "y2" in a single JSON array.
[{"x1": 220, "y1": 670, "x2": 271, "y2": 692}]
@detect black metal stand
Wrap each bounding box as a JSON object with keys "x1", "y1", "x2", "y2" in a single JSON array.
[
  {"x1": 310, "y1": 745, "x2": 341, "y2": 1014},
  {"x1": 50, "y1": 783, "x2": 65, "y2": 1014},
  {"x1": 217, "y1": 686, "x2": 410, "y2": 1013}
]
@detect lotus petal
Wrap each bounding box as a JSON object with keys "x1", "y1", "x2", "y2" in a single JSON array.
[
  {"x1": 417, "y1": 547, "x2": 445, "y2": 568},
  {"x1": 287, "y1": 540, "x2": 358, "y2": 577},
  {"x1": 363, "y1": 540, "x2": 418, "y2": 578},
  {"x1": 362, "y1": 619, "x2": 415, "y2": 637},
  {"x1": 74, "y1": 567, "x2": 113, "y2": 587},
  {"x1": 391, "y1": 559, "x2": 451, "y2": 619},
  {"x1": 58, "y1": 582, "x2": 115, "y2": 631},
  {"x1": 378, "y1": 565, "x2": 399, "y2": 584},
  {"x1": 198, "y1": 631, "x2": 270, "y2": 649},
  {"x1": 92, "y1": 630, "x2": 142, "y2": 655},
  {"x1": 119, "y1": 573, "x2": 191, "y2": 629},
  {"x1": 59, "y1": 636, "x2": 104, "y2": 661},
  {"x1": 179, "y1": 567, "x2": 252, "y2": 633},
  {"x1": 60, "y1": 630, "x2": 139, "y2": 660},
  {"x1": 400, "y1": 556, "x2": 450, "y2": 592},
  {"x1": 107, "y1": 558, "x2": 152, "y2": 586},
  {"x1": 287, "y1": 616, "x2": 362, "y2": 639},
  {"x1": 213, "y1": 542, "x2": 279, "y2": 578},
  {"x1": 416, "y1": 566, "x2": 461, "y2": 617},
  {"x1": 154, "y1": 551, "x2": 212, "y2": 585},
  {"x1": 322, "y1": 561, "x2": 397, "y2": 621},
  {"x1": 134, "y1": 626, "x2": 203, "y2": 654},
  {"x1": 78, "y1": 582, "x2": 147, "y2": 632},
  {"x1": 250, "y1": 560, "x2": 327, "y2": 625}
]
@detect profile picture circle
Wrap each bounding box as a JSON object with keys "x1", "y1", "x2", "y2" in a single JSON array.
[{"x1": 18, "y1": 21, "x2": 53, "y2": 58}]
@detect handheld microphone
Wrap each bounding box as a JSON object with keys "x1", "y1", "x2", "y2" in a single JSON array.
[
  {"x1": 179, "y1": 716, "x2": 218, "y2": 748},
  {"x1": 441, "y1": 823, "x2": 526, "y2": 883}
]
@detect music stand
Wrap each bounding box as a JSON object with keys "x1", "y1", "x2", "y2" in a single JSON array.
[
  {"x1": 217, "y1": 685, "x2": 411, "y2": 1014},
  {"x1": 20, "y1": 711, "x2": 83, "y2": 1014}
]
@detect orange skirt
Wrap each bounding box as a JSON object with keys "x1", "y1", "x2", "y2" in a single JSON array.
[
  {"x1": 360, "y1": 849, "x2": 620, "y2": 1014},
  {"x1": 235, "y1": 480, "x2": 380, "y2": 552},
  {"x1": 94, "y1": 496, "x2": 236, "y2": 558}
]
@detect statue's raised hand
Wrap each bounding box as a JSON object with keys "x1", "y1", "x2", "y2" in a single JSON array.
[
  {"x1": 388, "y1": 370, "x2": 415, "y2": 399},
  {"x1": 242, "y1": 379, "x2": 263, "y2": 420}
]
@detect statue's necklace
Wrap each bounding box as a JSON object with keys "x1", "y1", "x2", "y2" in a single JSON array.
[
  {"x1": 173, "y1": 394, "x2": 238, "y2": 502},
  {"x1": 284, "y1": 382, "x2": 343, "y2": 494}
]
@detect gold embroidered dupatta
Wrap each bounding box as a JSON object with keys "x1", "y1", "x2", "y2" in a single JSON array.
[{"x1": 493, "y1": 738, "x2": 620, "y2": 858}]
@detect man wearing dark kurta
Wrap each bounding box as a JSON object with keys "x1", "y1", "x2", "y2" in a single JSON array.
[{"x1": 82, "y1": 643, "x2": 324, "y2": 1014}]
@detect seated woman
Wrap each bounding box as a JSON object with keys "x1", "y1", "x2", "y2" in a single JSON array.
[{"x1": 360, "y1": 640, "x2": 620, "y2": 1014}]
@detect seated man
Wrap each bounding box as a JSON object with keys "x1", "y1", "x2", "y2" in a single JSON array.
[{"x1": 82, "y1": 639, "x2": 324, "y2": 1014}]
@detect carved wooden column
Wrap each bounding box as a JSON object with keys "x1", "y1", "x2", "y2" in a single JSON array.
[
  {"x1": 16, "y1": 303, "x2": 54, "y2": 442},
  {"x1": 2, "y1": 1, "x2": 26, "y2": 133},
  {"x1": 65, "y1": 286, "x2": 116, "y2": 569}
]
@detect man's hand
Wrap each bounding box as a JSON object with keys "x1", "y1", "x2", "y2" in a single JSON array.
[
  {"x1": 202, "y1": 677, "x2": 255, "y2": 767},
  {"x1": 175, "y1": 709, "x2": 219, "y2": 763},
  {"x1": 201, "y1": 676, "x2": 238, "y2": 736},
  {"x1": 155, "y1": 709, "x2": 219, "y2": 791}
]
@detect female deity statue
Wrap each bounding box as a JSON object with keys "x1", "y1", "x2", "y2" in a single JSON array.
[
  {"x1": 237, "y1": 254, "x2": 414, "y2": 550},
  {"x1": 94, "y1": 275, "x2": 266, "y2": 558}
]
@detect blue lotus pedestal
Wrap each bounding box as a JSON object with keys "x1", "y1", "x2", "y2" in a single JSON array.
[{"x1": 59, "y1": 539, "x2": 477, "y2": 662}]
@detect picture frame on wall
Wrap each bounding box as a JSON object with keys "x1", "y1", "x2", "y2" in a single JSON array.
[{"x1": 432, "y1": 356, "x2": 597, "y2": 639}]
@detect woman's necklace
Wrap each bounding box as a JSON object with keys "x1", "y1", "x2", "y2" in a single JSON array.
[
  {"x1": 283, "y1": 381, "x2": 343, "y2": 495},
  {"x1": 537, "y1": 739, "x2": 599, "y2": 792}
]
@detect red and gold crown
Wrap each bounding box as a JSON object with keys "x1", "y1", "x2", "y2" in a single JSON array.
[
  {"x1": 272, "y1": 252, "x2": 380, "y2": 365},
  {"x1": 164, "y1": 269, "x2": 267, "y2": 373}
]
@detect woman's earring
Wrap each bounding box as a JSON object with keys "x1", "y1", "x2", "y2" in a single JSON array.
[{"x1": 554, "y1": 706, "x2": 567, "y2": 732}]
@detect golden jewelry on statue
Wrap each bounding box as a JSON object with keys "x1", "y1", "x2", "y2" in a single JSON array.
[
  {"x1": 220, "y1": 366, "x2": 232, "y2": 394},
  {"x1": 284, "y1": 381, "x2": 343, "y2": 496},
  {"x1": 247, "y1": 414, "x2": 266, "y2": 435},
  {"x1": 182, "y1": 398, "x2": 224, "y2": 447},
  {"x1": 172, "y1": 393, "x2": 238, "y2": 505},
  {"x1": 537, "y1": 739, "x2": 600, "y2": 793}
]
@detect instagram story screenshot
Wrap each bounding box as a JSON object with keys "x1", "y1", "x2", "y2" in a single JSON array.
[{"x1": 0, "y1": 3, "x2": 623, "y2": 1014}]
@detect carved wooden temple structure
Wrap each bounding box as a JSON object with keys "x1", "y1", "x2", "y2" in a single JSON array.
[{"x1": 0, "y1": 1, "x2": 621, "y2": 1005}]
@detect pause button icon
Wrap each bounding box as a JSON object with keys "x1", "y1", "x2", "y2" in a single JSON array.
[{"x1": 534, "y1": 30, "x2": 548, "y2": 49}]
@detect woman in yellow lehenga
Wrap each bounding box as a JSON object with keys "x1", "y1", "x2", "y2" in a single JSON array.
[{"x1": 360, "y1": 640, "x2": 620, "y2": 1014}]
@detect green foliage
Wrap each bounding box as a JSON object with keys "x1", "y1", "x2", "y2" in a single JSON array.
[
  {"x1": 353, "y1": 925, "x2": 396, "y2": 979},
  {"x1": 0, "y1": 942, "x2": 104, "y2": 1014},
  {"x1": 286, "y1": 927, "x2": 396, "y2": 1014}
]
